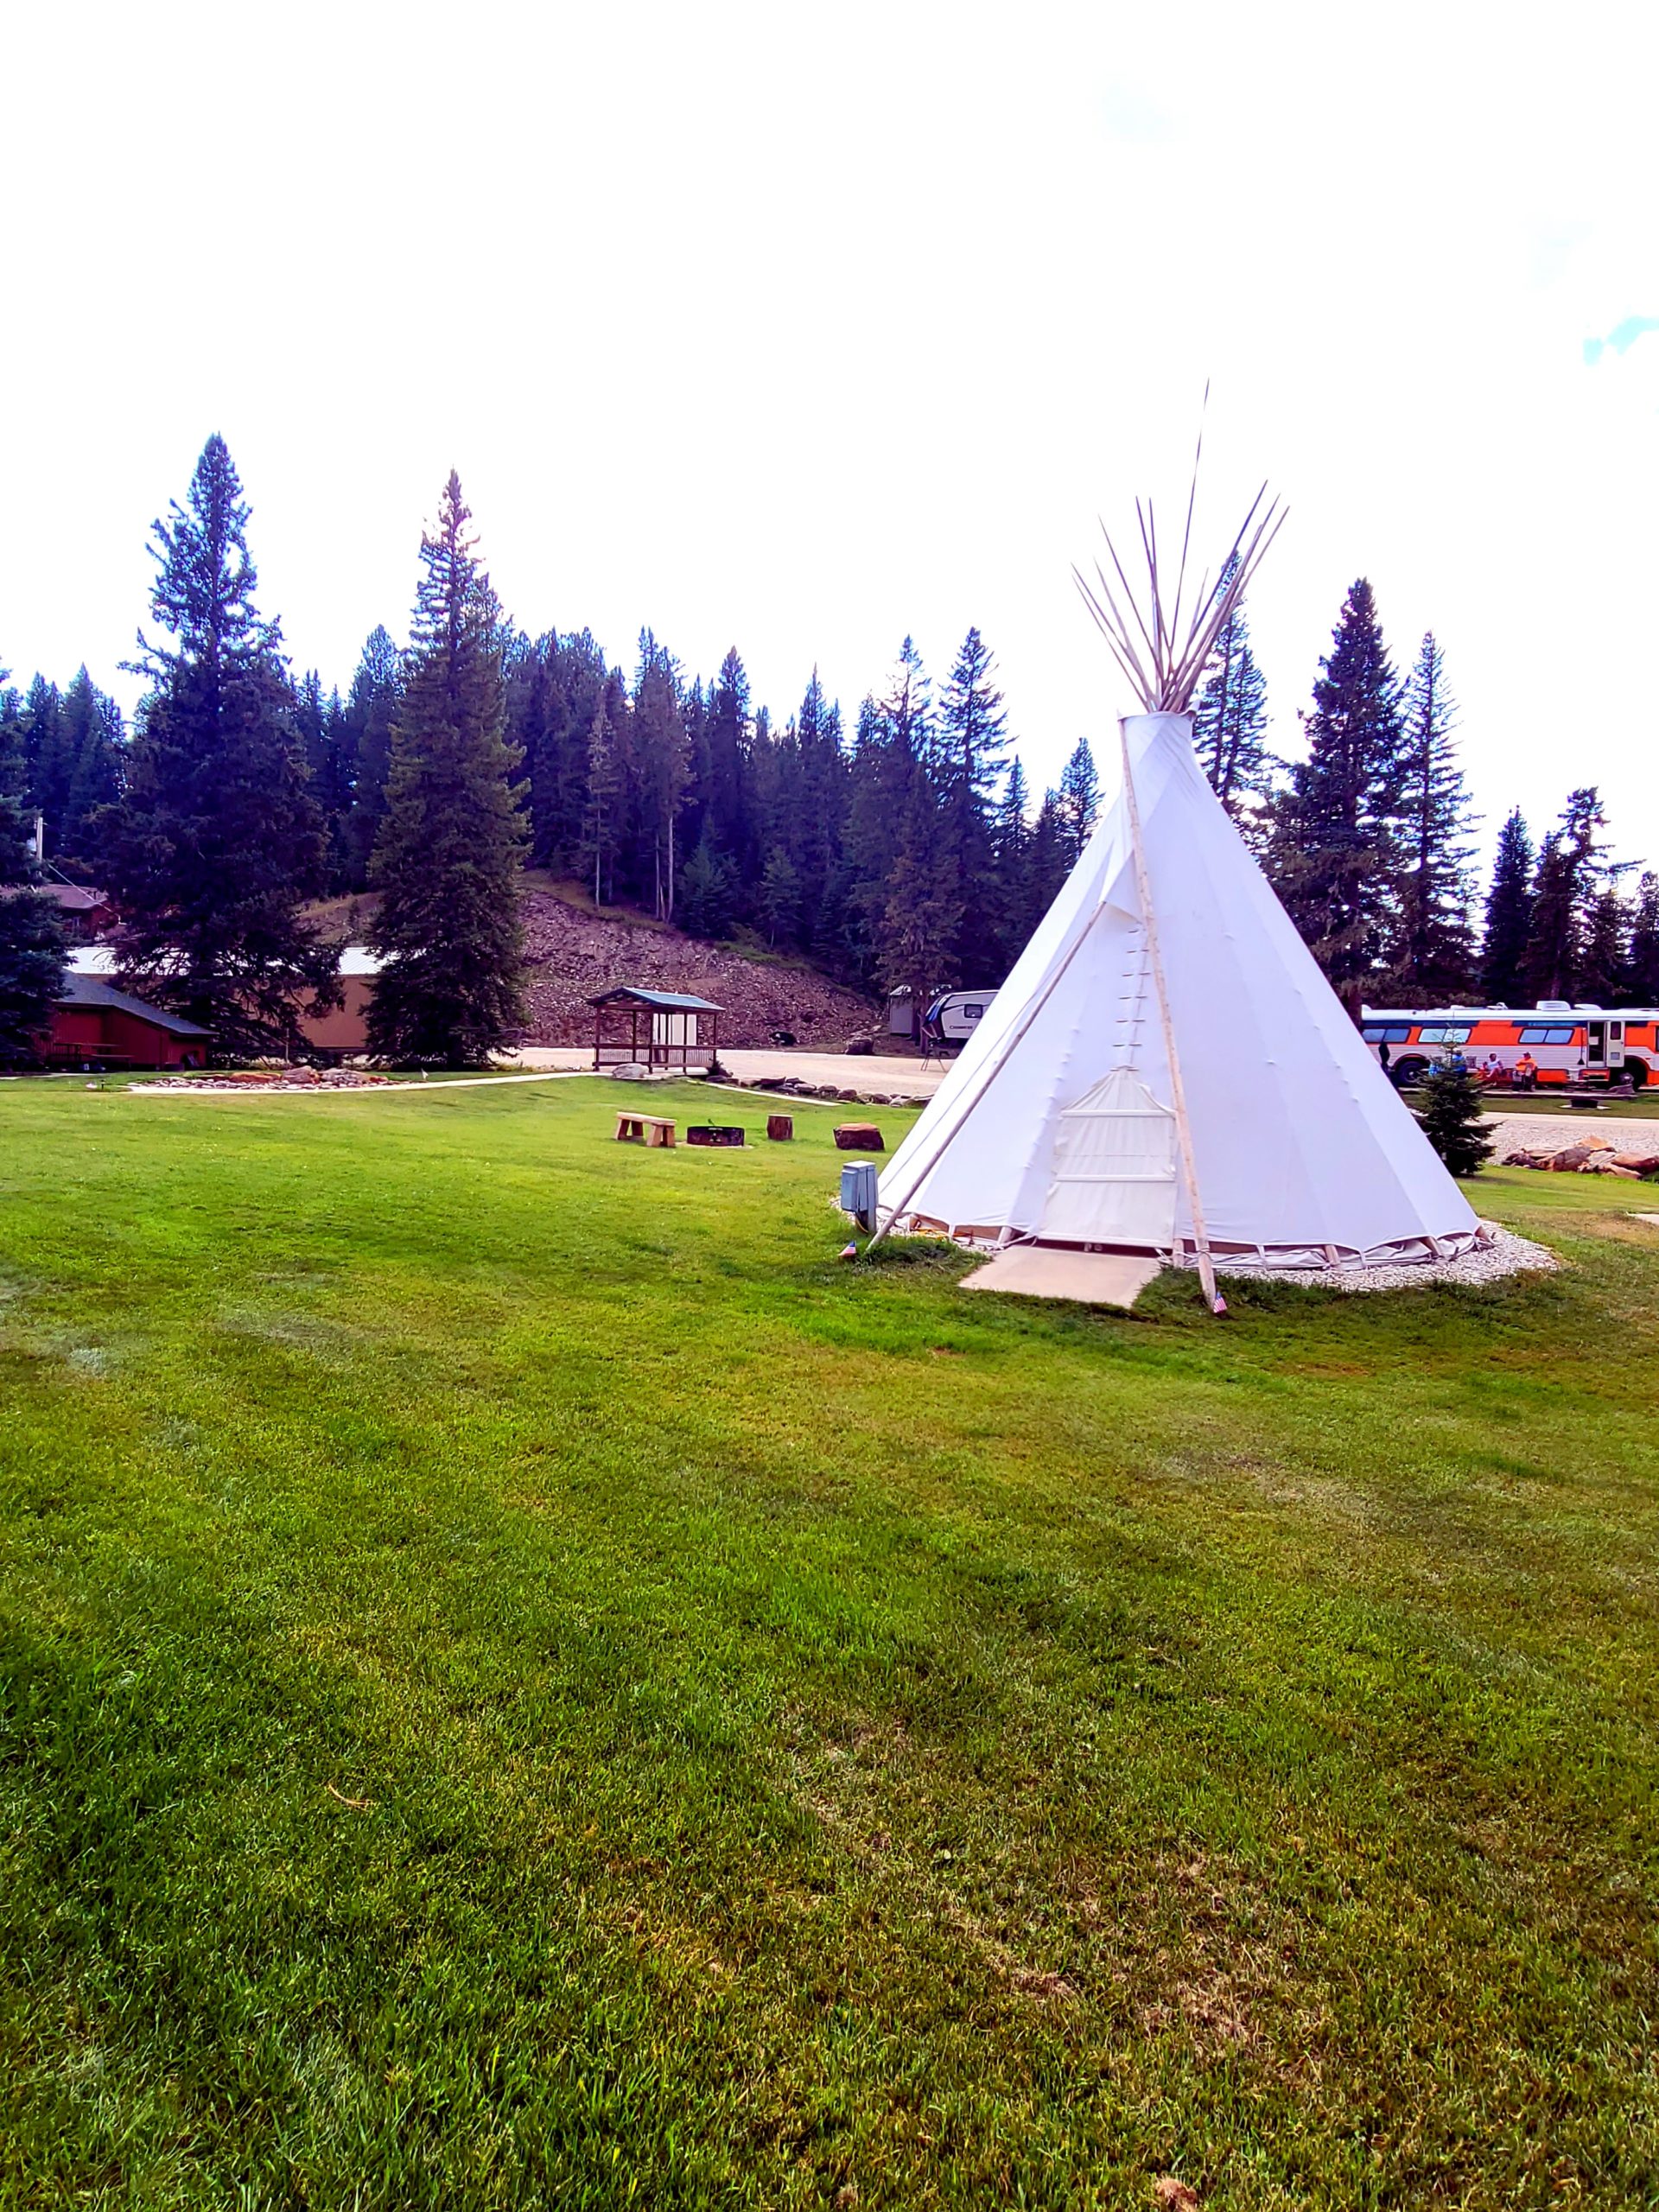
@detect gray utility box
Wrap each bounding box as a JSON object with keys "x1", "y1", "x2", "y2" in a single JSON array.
[{"x1": 839, "y1": 1161, "x2": 880, "y2": 1234}]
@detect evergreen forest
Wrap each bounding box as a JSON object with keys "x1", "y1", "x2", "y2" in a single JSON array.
[{"x1": 3, "y1": 436, "x2": 1656, "y2": 1060}]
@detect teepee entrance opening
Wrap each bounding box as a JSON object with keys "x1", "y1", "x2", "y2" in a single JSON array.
[{"x1": 1039, "y1": 1068, "x2": 1176, "y2": 1249}]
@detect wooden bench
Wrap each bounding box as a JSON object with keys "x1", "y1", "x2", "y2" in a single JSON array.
[{"x1": 614, "y1": 1112, "x2": 676, "y2": 1147}]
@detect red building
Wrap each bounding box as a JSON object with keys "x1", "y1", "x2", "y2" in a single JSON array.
[{"x1": 41, "y1": 976, "x2": 211, "y2": 1069}]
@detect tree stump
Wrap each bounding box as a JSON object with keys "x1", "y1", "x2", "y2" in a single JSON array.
[{"x1": 766, "y1": 1115, "x2": 794, "y2": 1141}]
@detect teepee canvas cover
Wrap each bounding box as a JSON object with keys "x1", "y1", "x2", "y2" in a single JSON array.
[{"x1": 876, "y1": 709, "x2": 1485, "y2": 1274}]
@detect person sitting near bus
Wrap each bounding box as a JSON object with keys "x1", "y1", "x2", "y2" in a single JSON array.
[
  {"x1": 1515, "y1": 1051, "x2": 1537, "y2": 1091},
  {"x1": 1480, "y1": 1053, "x2": 1503, "y2": 1084}
]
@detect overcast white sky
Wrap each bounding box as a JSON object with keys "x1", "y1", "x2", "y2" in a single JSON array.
[{"x1": 4, "y1": 1, "x2": 1655, "y2": 868}]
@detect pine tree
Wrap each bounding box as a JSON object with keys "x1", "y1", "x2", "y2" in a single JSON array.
[
  {"x1": 581, "y1": 693, "x2": 623, "y2": 905},
  {"x1": 875, "y1": 773, "x2": 962, "y2": 1020},
  {"x1": 1024, "y1": 790, "x2": 1070, "y2": 932},
  {"x1": 1268, "y1": 578, "x2": 1404, "y2": 1018},
  {"x1": 368, "y1": 473, "x2": 525, "y2": 1066},
  {"x1": 1417, "y1": 1058, "x2": 1494, "y2": 1178},
  {"x1": 19, "y1": 677, "x2": 71, "y2": 855},
  {"x1": 0, "y1": 657, "x2": 67, "y2": 1061},
  {"x1": 1479, "y1": 809, "x2": 1534, "y2": 1004},
  {"x1": 1192, "y1": 556, "x2": 1274, "y2": 839},
  {"x1": 1625, "y1": 873, "x2": 1659, "y2": 1002},
  {"x1": 703, "y1": 648, "x2": 753, "y2": 889},
  {"x1": 992, "y1": 757, "x2": 1033, "y2": 967},
  {"x1": 632, "y1": 631, "x2": 690, "y2": 920},
  {"x1": 1524, "y1": 831, "x2": 1574, "y2": 1001},
  {"x1": 1580, "y1": 887, "x2": 1629, "y2": 1004},
  {"x1": 294, "y1": 671, "x2": 356, "y2": 893},
  {"x1": 100, "y1": 434, "x2": 331, "y2": 1055},
  {"x1": 842, "y1": 645, "x2": 935, "y2": 988},
  {"x1": 937, "y1": 626, "x2": 1010, "y2": 981},
  {"x1": 58, "y1": 670, "x2": 125, "y2": 868},
  {"x1": 1523, "y1": 787, "x2": 1618, "y2": 1002},
  {"x1": 757, "y1": 845, "x2": 802, "y2": 947},
  {"x1": 1391, "y1": 633, "x2": 1477, "y2": 997},
  {"x1": 1056, "y1": 738, "x2": 1099, "y2": 865},
  {"x1": 341, "y1": 626, "x2": 402, "y2": 888},
  {"x1": 791, "y1": 671, "x2": 849, "y2": 964},
  {"x1": 675, "y1": 831, "x2": 735, "y2": 940}
]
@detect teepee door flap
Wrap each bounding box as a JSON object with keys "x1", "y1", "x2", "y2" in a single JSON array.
[{"x1": 1039, "y1": 1068, "x2": 1177, "y2": 1247}]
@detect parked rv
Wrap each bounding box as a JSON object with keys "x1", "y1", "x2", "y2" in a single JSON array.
[{"x1": 925, "y1": 990, "x2": 997, "y2": 1052}]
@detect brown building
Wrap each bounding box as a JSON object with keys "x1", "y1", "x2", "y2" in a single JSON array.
[{"x1": 41, "y1": 976, "x2": 210, "y2": 1069}]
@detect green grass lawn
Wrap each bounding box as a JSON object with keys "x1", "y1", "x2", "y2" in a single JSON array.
[{"x1": 2, "y1": 1078, "x2": 1657, "y2": 2209}]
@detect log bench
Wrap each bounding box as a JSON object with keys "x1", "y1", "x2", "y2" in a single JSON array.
[{"x1": 614, "y1": 1112, "x2": 676, "y2": 1147}]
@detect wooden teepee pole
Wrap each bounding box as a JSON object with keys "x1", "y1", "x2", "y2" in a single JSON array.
[{"x1": 1118, "y1": 718, "x2": 1223, "y2": 1315}]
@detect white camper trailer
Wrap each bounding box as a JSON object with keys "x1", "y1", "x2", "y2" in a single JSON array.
[{"x1": 925, "y1": 990, "x2": 998, "y2": 1052}]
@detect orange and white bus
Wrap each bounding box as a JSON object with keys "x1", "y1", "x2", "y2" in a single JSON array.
[{"x1": 1360, "y1": 1002, "x2": 1659, "y2": 1089}]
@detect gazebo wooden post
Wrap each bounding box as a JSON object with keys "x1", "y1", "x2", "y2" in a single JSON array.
[{"x1": 709, "y1": 1012, "x2": 718, "y2": 1071}]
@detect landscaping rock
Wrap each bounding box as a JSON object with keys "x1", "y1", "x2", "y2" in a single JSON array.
[
  {"x1": 1549, "y1": 1147, "x2": 1592, "y2": 1171},
  {"x1": 834, "y1": 1122, "x2": 885, "y2": 1152}
]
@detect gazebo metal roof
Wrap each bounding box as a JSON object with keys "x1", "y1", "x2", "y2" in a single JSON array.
[{"x1": 587, "y1": 987, "x2": 722, "y2": 1013}]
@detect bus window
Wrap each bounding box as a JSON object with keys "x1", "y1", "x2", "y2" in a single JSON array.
[
  {"x1": 1419, "y1": 1025, "x2": 1471, "y2": 1045},
  {"x1": 1518, "y1": 1025, "x2": 1576, "y2": 1045},
  {"x1": 1362, "y1": 1025, "x2": 1412, "y2": 1043}
]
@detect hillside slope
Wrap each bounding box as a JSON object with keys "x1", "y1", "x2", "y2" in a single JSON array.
[{"x1": 518, "y1": 886, "x2": 878, "y2": 1049}]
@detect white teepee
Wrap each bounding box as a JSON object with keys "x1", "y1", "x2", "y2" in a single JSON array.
[{"x1": 874, "y1": 491, "x2": 1487, "y2": 1297}]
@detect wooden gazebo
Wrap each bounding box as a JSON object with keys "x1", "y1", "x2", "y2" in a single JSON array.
[{"x1": 589, "y1": 987, "x2": 722, "y2": 1072}]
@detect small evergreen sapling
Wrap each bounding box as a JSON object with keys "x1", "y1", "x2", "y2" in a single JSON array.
[{"x1": 1417, "y1": 1057, "x2": 1494, "y2": 1178}]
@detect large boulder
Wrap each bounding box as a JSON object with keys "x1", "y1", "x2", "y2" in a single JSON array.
[{"x1": 1549, "y1": 1146, "x2": 1593, "y2": 1172}]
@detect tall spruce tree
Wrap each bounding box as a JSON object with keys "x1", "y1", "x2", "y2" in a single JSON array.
[
  {"x1": 340, "y1": 626, "x2": 403, "y2": 888},
  {"x1": 1479, "y1": 809, "x2": 1534, "y2": 1003},
  {"x1": 1580, "y1": 886, "x2": 1630, "y2": 1003},
  {"x1": 1056, "y1": 738, "x2": 1099, "y2": 866},
  {"x1": 632, "y1": 631, "x2": 690, "y2": 920},
  {"x1": 1523, "y1": 787, "x2": 1616, "y2": 1003},
  {"x1": 100, "y1": 434, "x2": 331, "y2": 1054},
  {"x1": 0, "y1": 657, "x2": 68, "y2": 1061},
  {"x1": 1624, "y1": 874, "x2": 1659, "y2": 1003},
  {"x1": 791, "y1": 671, "x2": 849, "y2": 964},
  {"x1": 368, "y1": 473, "x2": 525, "y2": 1066},
  {"x1": 937, "y1": 626, "x2": 1009, "y2": 982},
  {"x1": 1268, "y1": 577, "x2": 1404, "y2": 1018},
  {"x1": 1391, "y1": 633, "x2": 1477, "y2": 997},
  {"x1": 581, "y1": 693, "x2": 623, "y2": 905},
  {"x1": 1192, "y1": 556, "x2": 1274, "y2": 839},
  {"x1": 294, "y1": 671, "x2": 356, "y2": 893},
  {"x1": 992, "y1": 757, "x2": 1033, "y2": 968},
  {"x1": 57, "y1": 668, "x2": 125, "y2": 868},
  {"x1": 1023, "y1": 790, "x2": 1070, "y2": 935}
]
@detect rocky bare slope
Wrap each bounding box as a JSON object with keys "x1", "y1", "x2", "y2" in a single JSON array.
[{"x1": 518, "y1": 888, "x2": 880, "y2": 1050}]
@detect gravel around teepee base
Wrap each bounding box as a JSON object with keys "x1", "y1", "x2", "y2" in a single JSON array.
[{"x1": 1208, "y1": 1225, "x2": 1558, "y2": 1294}]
